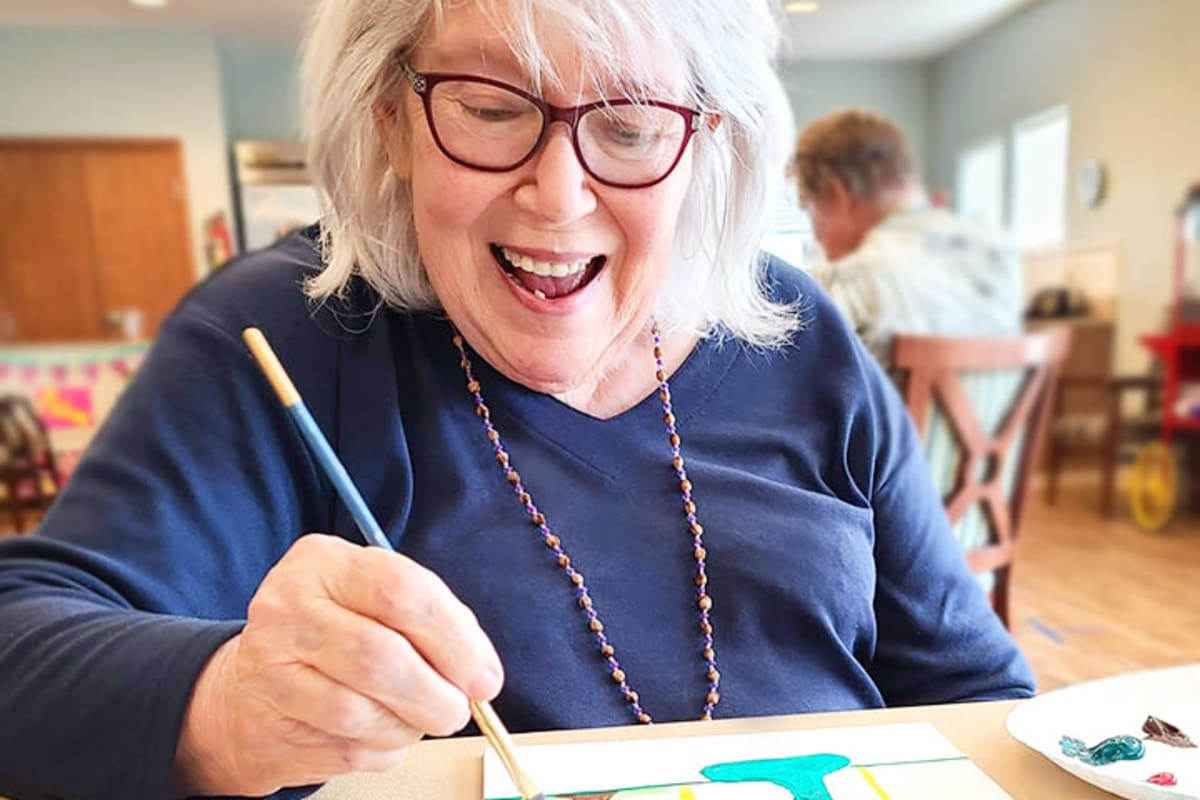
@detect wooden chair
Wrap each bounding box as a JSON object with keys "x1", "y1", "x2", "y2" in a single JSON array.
[
  {"x1": 1044, "y1": 373, "x2": 1163, "y2": 515},
  {"x1": 0, "y1": 394, "x2": 62, "y2": 533},
  {"x1": 892, "y1": 330, "x2": 1070, "y2": 628}
]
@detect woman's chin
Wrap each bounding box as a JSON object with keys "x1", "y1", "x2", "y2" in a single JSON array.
[{"x1": 500, "y1": 359, "x2": 600, "y2": 396}]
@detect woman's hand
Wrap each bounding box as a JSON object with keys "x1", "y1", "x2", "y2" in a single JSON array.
[{"x1": 173, "y1": 533, "x2": 504, "y2": 796}]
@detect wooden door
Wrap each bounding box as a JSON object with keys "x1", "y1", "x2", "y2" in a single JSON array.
[
  {"x1": 0, "y1": 140, "x2": 195, "y2": 343},
  {"x1": 0, "y1": 144, "x2": 106, "y2": 341},
  {"x1": 81, "y1": 142, "x2": 195, "y2": 341}
]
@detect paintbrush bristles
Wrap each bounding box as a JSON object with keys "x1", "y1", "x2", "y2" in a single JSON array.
[{"x1": 470, "y1": 700, "x2": 545, "y2": 800}]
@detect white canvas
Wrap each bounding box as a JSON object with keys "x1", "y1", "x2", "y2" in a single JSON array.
[{"x1": 482, "y1": 721, "x2": 1011, "y2": 799}]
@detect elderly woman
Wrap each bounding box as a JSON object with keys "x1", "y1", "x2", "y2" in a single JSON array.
[{"x1": 0, "y1": 0, "x2": 1033, "y2": 798}]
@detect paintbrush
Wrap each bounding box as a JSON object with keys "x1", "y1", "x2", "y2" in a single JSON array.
[
  {"x1": 470, "y1": 698, "x2": 547, "y2": 800},
  {"x1": 241, "y1": 326, "x2": 546, "y2": 800}
]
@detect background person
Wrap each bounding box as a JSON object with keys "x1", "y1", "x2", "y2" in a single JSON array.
[{"x1": 792, "y1": 109, "x2": 1023, "y2": 366}]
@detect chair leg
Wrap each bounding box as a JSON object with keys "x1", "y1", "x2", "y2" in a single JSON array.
[
  {"x1": 1101, "y1": 395, "x2": 1122, "y2": 517},
  {"x1": 1100, "y1": 439, "x2": 1117, "y2": 517},
  {"x1": 3, "y1": 475, "x2": 24, "y2": 533},
  {"x1": 994, "y1": 568, "x2": 1011, "y2": 630},
  {"x1": 1184, "y1": 440, "x2": 1200, "y2": 515},
  {"x1": 1046, "y1": 440, "x2": 1061, "y2": 506}
]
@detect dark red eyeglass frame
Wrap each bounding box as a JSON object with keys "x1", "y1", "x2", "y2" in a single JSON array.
[{"x1": 401, "y1": 62, "x2": 703, "y2": 189}]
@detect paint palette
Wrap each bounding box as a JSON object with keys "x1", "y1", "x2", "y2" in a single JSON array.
[
  {"x1": 1007, "y1": 663, "x2": 1200, "y2": 800},
  {"x1": 483, "y1": 722, "x2": 1012, "y2": 799}
]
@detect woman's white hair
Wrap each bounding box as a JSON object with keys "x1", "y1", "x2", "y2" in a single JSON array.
[{"x1": 301, "y1": 0, "x2": 800, "y2": 347}]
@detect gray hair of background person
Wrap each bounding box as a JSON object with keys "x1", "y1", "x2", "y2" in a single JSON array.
[
  {"x1": 300, "y1": 0, "x2": 801, "y2": 347},
  {"x1": 790, "y1": 109, "x2": 916, "y2": 204}
]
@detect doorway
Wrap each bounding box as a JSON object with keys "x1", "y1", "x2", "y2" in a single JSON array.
[{"x1": 0, "y1": 139, "x2": 196, "y2": 343}]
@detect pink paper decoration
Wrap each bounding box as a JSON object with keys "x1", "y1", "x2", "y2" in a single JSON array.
[{"x1": 35, "y1": 386, "x2": 95, "y2": 430}]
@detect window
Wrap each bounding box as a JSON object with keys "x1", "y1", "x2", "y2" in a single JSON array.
[
  {"x1": 761, "y1": 187, "x2": 815, "y2": 269},
  {"x1": 1011, "y1": 106, "x2": 1070, "y2": 249},
  {"x1": 956, "y1": 138, "x2": 1005, "y2": 229}
]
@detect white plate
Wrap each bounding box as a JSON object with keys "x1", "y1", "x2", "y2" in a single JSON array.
[{"x1": 1006, "y1": 664, "x2": 1200, "y2": 799}]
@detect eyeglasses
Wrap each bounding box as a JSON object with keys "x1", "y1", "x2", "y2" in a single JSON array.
[{"x1": 401, "y1": 62, "x2": 704, "y2": 189}]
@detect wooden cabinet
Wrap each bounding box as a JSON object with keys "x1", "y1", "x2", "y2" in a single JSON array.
[{"x1": 0, "y1": 140, "x2": 195, "y2": 343}]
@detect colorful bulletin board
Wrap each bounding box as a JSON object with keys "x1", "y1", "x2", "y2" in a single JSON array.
[{"x1": 0, "y1": 342, "x2": 148, "y2": 457}]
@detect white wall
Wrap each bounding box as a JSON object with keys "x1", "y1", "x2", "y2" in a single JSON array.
[
  {"x1": 930, "y1": 0, "x2": 1200, "y2": 374},
  {"x1": 218, "y1": 35, "x2": 302, "y2": 141},
  {"x1": 778, "y1": 60, "x2": 931, "y2": 183},
  {"x1": 0, "y1": 27, "x2": 232, "y2": 280}
]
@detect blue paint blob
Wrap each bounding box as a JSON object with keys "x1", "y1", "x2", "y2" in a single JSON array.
[
  {"x1": 1060, "y1": 735, "x2": 1145, "y2": 766},
  {"x1": 700, "y1": 754, "x2": 852, "y2": 800}
]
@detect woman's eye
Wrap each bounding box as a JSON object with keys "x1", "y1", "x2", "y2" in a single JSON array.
[
  {"x1": 463, "y1": 104, "x2": 522, "y2": 122},
  {"x1": 607, "y1": 125, "x2": 656, "y2": 147}
]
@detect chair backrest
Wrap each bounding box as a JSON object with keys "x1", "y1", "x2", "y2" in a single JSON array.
[
  {"x1": 0, "y1": 394, "x2": 64, "y2": 533},
  {"x1": 891, "y1": 329, "x2": 1070, "y2": 627},
  {"x1": 0, "y1": 396, "x2": 30, "y2": 465},
  {"x1": 1030, "y1": 319, "x2": 1113, "y2": 423},
  {"x1": 0, "y1": 396, "x2": 53, "y2": 463}
]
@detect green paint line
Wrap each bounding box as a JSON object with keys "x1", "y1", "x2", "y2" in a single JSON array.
[
  {"x1": 487, "y1": 777, "x2": 719, "y2": 800},
  {"x1": 853, "y1": 756, "x2": 969, "y2": 768}
]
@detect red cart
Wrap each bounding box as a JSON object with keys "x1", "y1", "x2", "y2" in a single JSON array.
[{"x1": 1130, "y1": 184, "x2": 1200, "y2": 530}]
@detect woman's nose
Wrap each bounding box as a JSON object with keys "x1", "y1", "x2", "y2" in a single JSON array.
[{"x1": 513, "y1": 124, "x2": 597, "y2": 225}]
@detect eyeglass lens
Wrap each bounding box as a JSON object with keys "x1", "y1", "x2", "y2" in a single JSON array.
[{"x1": 427, "y1": 79, "x2": 690, "y2": 186}]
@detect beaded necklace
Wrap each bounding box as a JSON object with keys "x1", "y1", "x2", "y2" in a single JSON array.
[{"x1": 451, "y1": 325, "x2": 720, "y2": 723}]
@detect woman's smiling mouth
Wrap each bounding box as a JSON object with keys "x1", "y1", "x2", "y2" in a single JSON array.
[{"x1": 490, "y1": 244, "x2": 607, "y2": 300}]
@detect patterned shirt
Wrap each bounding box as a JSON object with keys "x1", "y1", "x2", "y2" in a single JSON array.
[{"x1": 814, "y1": 202, "x2": 1024, "y2": 367}]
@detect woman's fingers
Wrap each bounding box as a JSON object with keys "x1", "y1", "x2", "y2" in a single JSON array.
[
  {"x1": 325, "y1": 543, "x2": 506, "y2": 701},
  {"x1": 262, "y1": 660, "x2": 424, "y2": 752},
  {"x1": 178, "y1": 534, "x2": 503, "y2": 797},
  {"x1": 297, "y1": 598, "x2": 474, "y2": 737}
]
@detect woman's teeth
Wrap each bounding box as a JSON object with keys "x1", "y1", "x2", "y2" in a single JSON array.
[{"x1": 500, "y1": 247, "x2": 589, "y2": 278}]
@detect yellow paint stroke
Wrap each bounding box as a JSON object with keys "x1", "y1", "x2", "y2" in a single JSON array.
[
  {"x1": 678, "y1": 789, "x2": 696, "y2": 800},
  {"x1": 856, "y1": 766, "x2": 890, "y2": 800}
]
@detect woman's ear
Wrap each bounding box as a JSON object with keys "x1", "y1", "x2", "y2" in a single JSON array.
[{"x1": 373, "y1": 101, "x2": 412, "y2": 181}]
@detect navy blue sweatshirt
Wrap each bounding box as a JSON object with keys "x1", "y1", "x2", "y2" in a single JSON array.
[{"x1": 0, "y1": 227, "x2": 1033, "y2": 799}]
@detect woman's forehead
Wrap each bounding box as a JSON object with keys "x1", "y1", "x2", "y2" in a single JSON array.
[{"x1": 415, "y1": 0, "x2": 689, "y2": 97}]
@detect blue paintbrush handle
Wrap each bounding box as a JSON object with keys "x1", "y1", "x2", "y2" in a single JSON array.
[
  {"x1": 285, "y1": 401, "x2": 393, "y2": 552},
  {"x1": 242, "y1": 326, "x2": 392, "y2": 552},
  {"x1": 242, "y1": 327, "x2": 540, "y2": 799}
]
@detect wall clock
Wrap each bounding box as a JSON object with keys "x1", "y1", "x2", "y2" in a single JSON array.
[{"x1": 1078, "y1": 159, "x2": 1106, "y2": 208}]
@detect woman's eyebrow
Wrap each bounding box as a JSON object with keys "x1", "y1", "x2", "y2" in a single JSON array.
[
  {"x1": 421, "y1": 44, "x2": 681, "y2": 102},
  {"x1": 423, "y1": 43, "x2": 524, "y2": 75}
]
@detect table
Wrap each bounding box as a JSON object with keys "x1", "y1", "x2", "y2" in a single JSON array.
[{"x1": 311, "y1": 699, "x2": 1113, "y2": 800}]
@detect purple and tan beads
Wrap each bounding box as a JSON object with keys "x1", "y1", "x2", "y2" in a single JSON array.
[{"x1": 453, "y1": 326, "x2": 720, "y2": 724}]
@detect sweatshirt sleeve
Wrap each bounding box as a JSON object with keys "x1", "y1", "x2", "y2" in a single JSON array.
[
  {"x1": 0, "y1": 303, "x2": 332, "y2": 800},
  {"x1": 861, "y1": 359, "x2": 1037, "y2": 705}
]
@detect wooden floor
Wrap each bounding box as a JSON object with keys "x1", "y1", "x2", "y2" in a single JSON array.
[
  {"x1": 1011, "y1": 484, "x2": 1200, "y2": 691},
  {"x1": 3, "y1": 487, "x2": 1199, "y2": 695}
]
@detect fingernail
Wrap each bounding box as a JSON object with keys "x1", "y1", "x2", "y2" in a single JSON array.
[{"x1": 475, "y1": 659, "x2": 505, "y2": 699}]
